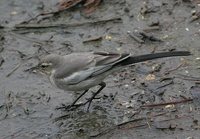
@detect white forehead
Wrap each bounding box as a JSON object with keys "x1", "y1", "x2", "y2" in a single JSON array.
[
  {"x1": 41, "y1": 62, "x2": 53, "y2": 66},
  {"x1": 42, "y1": 54, "x2": 61, "y2": 62}
]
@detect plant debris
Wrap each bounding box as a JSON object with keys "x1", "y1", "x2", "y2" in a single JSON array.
[
  {"x1": 15, "y1": 17, "x2": 122, "y2": 29},
  {"x1": 141, "y1": 98, "x2": 193, "y2": 108},
  {"x1": 0, "y1": 56, "x2": 4, "y2": 67},
  {"x1": 58, "y1": 0, "x2": 102, "y2": 14},
  {"x1": 83, "y1": 36, "x2": 103, "y2": 43},
  {"x1": 127, "y1": 30, "x2": 163, "y2": 44},
  {"x1": 58, "y1": 0, "x2": 83, "y2": 11},
  {"x1": 83, "y1": 0, "x2": 102, "y2": 14}
]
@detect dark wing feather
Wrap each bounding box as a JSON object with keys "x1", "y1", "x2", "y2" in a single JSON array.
[
  {"x1": 118, "y1": 51, "x2": 191, "y2": 66},
  {"x1": 93, "y1": 52, "x2": 130, "y2": 66},
  {"x1": 60, "y1": 52, "x2": 130, "y2": 85}
]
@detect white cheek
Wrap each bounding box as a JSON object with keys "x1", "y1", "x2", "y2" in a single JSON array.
[
  {"x1": 51, "y1": 69, "x2": 56, "y2": 74},
  {"x1": 42, "y1": 62, "x2": 53, "y2": 66},
  {"x1": 49, "y1": 69, "x2": 56, "y2": 86}
]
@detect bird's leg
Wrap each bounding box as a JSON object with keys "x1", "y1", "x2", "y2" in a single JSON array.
[
  {"x1": 56, "y1": 82, "x2": 106, "y2": 111},
  {"x1": 71, "y1": 89, "x2": 89, "y2": 106},
  {"x1": 56, "y1": 89, "x2": 89, "y2": 110},
  {"x1": 86, "y1": 82, "x2": 106, "y2": 111}
]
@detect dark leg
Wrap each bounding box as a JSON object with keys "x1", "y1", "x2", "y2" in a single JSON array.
[
  {"x1": 56, "y1": 82, "x2": 106, "y2": 111},
  {"x1": 86, "y1": 82, "x2": 106, "y2": 111},
  {"x1": 56, "y1": 89, "x2": 89, "y2": 110},
  {"x1": 71, "y1": 89, "x2": 89, "y2": 106}
]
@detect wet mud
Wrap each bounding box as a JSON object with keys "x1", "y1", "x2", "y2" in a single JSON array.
[{"x1": 0, "y1": 0, "x2": 200, "y2": 139}]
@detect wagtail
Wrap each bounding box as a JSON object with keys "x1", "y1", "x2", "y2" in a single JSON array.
[{"x1": 38, "y1": 51, "x2": 191, "y2": 110}]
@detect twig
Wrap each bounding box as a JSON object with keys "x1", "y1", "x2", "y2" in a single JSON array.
[
  {"x1": 91, "y1": 113, "x2": 180, "y2": 138},
  {"x1": 139, "y1": 32, "x2": 163, "y2": 42},
  {"x1": 90, "y1": 107, "x2": 192, "y2": 138},
  {"x1": 164, "y1": 63, "x2": 185, "y2": 75},
  {"x1": 83, "y1": 0, "x2": 102, "y2": 14},
  {"x1": 24, "y1": 0, "x2": 84, "y2": 23},
  {"x1": 176, "y1": 74, "x2": 200, "y2": 82},
  {"x1": 15, "y1": 17, "x2": 122, "y2": 29},
  {"x1": 6, "y1": 49, "x2": 27, "y2": 59},
  {"x1": 141, "y1": 98, "x2": 193, "y2": 108},
  {"x1": 83, "y1": 36, "x2": 103, "y2": 43},
  {"x1": 6, "y1": 63, "x2": 22, "y2": 77},
  {"x1": 156, "y1": 80, "x2": 174, "y2": 90},
  {"x1": 8, "y1": 32, "x2": 53, "y2": 47},
  {"x1": 189, "y1": 12, "x2": 200, "y2": 23},
  {"x1": 2, "y1": 128, "x2": 24, "y2": 139},
  {"x1": 127, "y1": 31, "x2": 144, "y2": 43},
  {"x1": 0, "y1": 56, "x2": 4, "y2": 67},
  {"x1": 90, "y1": 117, "x2": 145, "y2": 138},
  {"x1": 143, "y1": 26, "x2": 160, "y2": 32}
]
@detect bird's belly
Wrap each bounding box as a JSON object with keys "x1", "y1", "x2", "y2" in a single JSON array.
[
  {"x1": 53, "y1": 74, "x2": 108, "y2": 91},
  {"x1": 65, "y1": 78, "x2": 103, "y2": 91}
]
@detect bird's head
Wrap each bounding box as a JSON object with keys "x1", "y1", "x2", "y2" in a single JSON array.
[{"x1": 38, "y1": 54, "x2": 63, "y2": 75}]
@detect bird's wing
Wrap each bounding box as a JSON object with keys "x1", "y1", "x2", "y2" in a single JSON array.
[
  {"x1": 55, "y1": 52, "x2": 130, "y2": 84},
  {"x1": 55, "y1": 51, "x2": 191, "y2": 85}
]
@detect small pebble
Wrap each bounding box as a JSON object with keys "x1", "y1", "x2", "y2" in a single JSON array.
[
  {"x1": 11, "y1": 11, "x2": 17, "y2": 15},
  {"x1": 124, "y1": 84, "x2": 129, "y2": 88}
]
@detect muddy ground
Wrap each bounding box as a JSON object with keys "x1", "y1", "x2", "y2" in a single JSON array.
[{"x1": 0, "y1": 0, "x2": 200, "y2": 139}]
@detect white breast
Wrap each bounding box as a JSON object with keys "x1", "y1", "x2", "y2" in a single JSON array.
[
  {"x1": 52, "y1": 70, "x2": 115, "y2": 91},
  {"x1": 49, "y1": 70, "x2": 56, "y2": 86}
]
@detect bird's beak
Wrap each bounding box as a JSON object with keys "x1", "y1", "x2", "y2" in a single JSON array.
[
  {"x1": 38, "y1": 64, "x2": 52, "y2": 75},
  {"x1": 24, "y1": 64, "x2": 40, "y2": 72},
  {"x1": 40, "y1": 69, "x2": 51, "y2": 75},
  {"x1": 25, "y1": 63, "x2": 51, "y2": 75}
]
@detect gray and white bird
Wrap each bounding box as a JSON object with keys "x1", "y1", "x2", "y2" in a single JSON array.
[{"x1": 38, "y1": 51, "x2": 191, "y2": 110}]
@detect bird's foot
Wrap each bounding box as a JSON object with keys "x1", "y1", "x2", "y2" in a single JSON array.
[
  {"x1": 55, "y1": 103, "x2": 86, "y2": 111},
  {"x1": 85, "y1": 96, "x2": 101, "y2": 101},
  {"x1": 55, "y1": 104, "x2": 70, "y2": 110}
]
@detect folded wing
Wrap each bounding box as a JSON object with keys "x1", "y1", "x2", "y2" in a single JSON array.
[{"x1": 56, "y1": 52, "x2": 130, "y2": 85}]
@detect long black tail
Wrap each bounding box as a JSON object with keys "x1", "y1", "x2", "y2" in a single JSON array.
[{"x1": 119, "y1": 51, "x2": 191, "y2": 66}]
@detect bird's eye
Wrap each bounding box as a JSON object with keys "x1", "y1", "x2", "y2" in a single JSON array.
[
  {"x1": 40, "y1": 63, "x2": 52, "y2": 69},
  {"x1": 41, "y1": 64, "x2": 48, "y2": 68}
]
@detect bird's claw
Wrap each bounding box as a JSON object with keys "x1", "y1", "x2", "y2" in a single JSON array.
[
  {"x1": 85, "y1": 96, "x2": 101, "y2": 101},
  {"x1": 55, "y1": 104, "x2": 70, "y2": 110},
  {"x1": 55, "y1": 103, "x2": 85, "y2": 111}
]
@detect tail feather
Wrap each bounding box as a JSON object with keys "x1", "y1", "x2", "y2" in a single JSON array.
[{"x1": 119, "y1": 51, "x2": 191, "y2": 66}]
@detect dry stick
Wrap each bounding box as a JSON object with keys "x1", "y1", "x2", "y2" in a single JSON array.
[
  {"x1": 156, "y1": 80, "x2": 173, "y2": 90},
  {"x1": 0, "y1": 56, "x2": 4, "y2": 67},
  {"x1": 8, "y1": 32, "x2": 49, "y2": 52},
  {"x1": 24, "y1": 9, "x2": 66, "y2": 24},
  {"x1": 141, "y1": 98, "x2": 193, "y2": 108},
  {"x1": 15, "y1": 17, "x2": 122, "y2": 29},
  {"x1": 8, "y1": 32, "x2": 53, "y2": 60},
  {"x1": 6, "y1": 33, "x2": 49, "y2": 72},
  {"x1": 91, "y1": 112, "x2": 180, "y2": 138},
  {"x1": 24, "y1": 0, "x2": 84, "y2": 23},
  {"x1": 90, "y1": 117, "x2": 145, "y2": 138},
  {"x1": 176, "y1": 74, "x2": 200, "y2": 83},
  {"x1": 91, "y1": 112, "x2": 166, "y2": 138},
  {"x1": 2, "y1": 128, "x2": 24, "y2": 139},
  {"x1": 143, "y1": 26, "x2": 160, "y2": 32},
  {"x1": 127, "y1": 31, "x2": 144, "y2": 43},
  {"x1": 8, "y1": 32, "x2": 53, "y2": 48},
  {"x1": 6, "y1": 63, "x2": 22, "y2": 77},
  {"x1": 189, "y1": 12, "x2": 200, "y2": 23},
  {"x1": 164, "y1": 63, "x2": 185, "y2": 75},
  {"x1": 180, "y1": 79, "x2": 200, "y2": 84},
  {"x1": 139, "y1": 31, "x2": 163, "y2": 42},
  {"x1": 83, "y1": 36, "x2": 103, "y2": 43}
]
